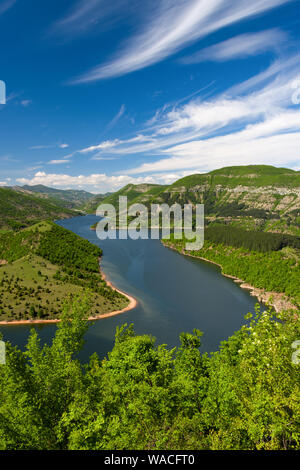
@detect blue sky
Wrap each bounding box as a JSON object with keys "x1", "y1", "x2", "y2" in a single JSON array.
[{"x1": 0, "y1": 0, "x2": 300, "y2": 193}]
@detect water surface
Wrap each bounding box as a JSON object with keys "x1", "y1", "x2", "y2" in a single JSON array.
[{"x1": 1, "y1": 215, "x2": 263, "y2": 360}]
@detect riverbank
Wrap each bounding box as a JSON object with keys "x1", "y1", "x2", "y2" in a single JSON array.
[
  {"x1": 162, "y1": 241, "x2": 298, "y2": 314},
  {"x1": 0, "y1": 261, "x2": 137, "y2": 326}
]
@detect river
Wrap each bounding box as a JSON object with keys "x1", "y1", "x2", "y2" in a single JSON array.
[{"x1": 0, "y1": 215, "x2": 263, "y2": 360}]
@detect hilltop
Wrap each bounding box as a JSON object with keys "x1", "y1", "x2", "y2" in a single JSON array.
[
  {"x1": 0, "y1": 187, "x2": 81, "y2": 231},
  {"x1": 13, "y1": 184, "x2": 95, "y2": 210},
  {"x1": 86, "y1": 183, "x2": 166, "y2": 214},
  {"x1": 99, "y1": 165, "x2": 300, "y2": 235},
  {"x1": 0, "y1": 221, "x2": 128, "y2": 322}
]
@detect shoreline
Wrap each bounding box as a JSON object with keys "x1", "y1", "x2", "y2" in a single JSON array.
[
  {"x1": 0, "y1": 261, "x2": 138, "y2": 326},
  {"x1": 162, "y1": 241, "x2": 297, "y2": 314}
]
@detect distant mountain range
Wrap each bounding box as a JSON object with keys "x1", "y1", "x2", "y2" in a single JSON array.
[
  {"x1": 2, "y1": 165, "x2": 300, "y2": 234},
  {"x1": 0, "y1": 187, "x2": 80, "y2": 231},
  {"x1": 98, "y1": 165, "x2": 300, "y2": 236},
  {"x1": 12, "y1": 185, "x2": 95, "y2": 209},
  {"x1": 15, "y1": 184, "x2": 112, "y2": 211}
]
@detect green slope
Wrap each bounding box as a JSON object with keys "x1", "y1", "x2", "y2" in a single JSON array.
[
  {"x1": 0, "y1": 187, "x2": 79, "y2": 230},
  {"x1": 170, "y1": 165, "x2": 300, "y2": 189},
  {"x1": 99, "y1": 183, "x2": 167, "y2": 209},
  {"x1": 105, "y1": 165, "x2": 300, "y2": 235},
  {"x1": 15, "y1": 184, "x2": 95, "y2": 209},
  {"x1": 0, "y1": 221, "x2": 128, "y2": 321}
]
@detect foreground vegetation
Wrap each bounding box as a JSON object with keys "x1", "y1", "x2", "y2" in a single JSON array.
[
  {"x1": 0, "y1": 295, "x2": 299, "y2": 450},
  {"x1": 0, "y1": 222, "x2": 128, "y2": 321}
]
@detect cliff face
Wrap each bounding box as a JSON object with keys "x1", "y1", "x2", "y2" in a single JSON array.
[
  {"x1": 101, "y1": 165, "x2": 300, "y2": 235},
  {"x1": 160, "y1": 183, "x2": 300, "y2": 214},
  {"x1": 157, "y1": 168, "x2": 300, "y2": 235}
]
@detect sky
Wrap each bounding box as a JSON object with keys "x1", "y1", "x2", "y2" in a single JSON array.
[{"x1": 1, "y1": 0, "x2": 300, "y2": 193}]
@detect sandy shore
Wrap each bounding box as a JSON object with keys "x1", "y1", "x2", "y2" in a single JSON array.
[
  {"x1": 91, "y1": 268, "x2": 138, "y2": 320},
  {"x1": 0, "y1": 263, "x2": 137, "y2": 326},
  {"x1": 163, "y1": 241, "x2": 298, "y2": 314}
]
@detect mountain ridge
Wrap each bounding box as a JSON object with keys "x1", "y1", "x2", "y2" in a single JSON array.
[{"x1": 100, "y1": 165, "x2": 300, "y2": 235}]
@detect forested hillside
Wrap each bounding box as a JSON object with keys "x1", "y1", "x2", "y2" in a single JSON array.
[
  {"x1": 0, "y1": 296, "x2": 298, "y2": 450},
  {"x1": 100, "y1": 165, "x2": 300, "y2": 236},
  {"x1": 14, "y1": 185, "x2": 94, "y2": 210},
  {"x1": 0, "y1": 222, "x2": 127, "y2": 321},
  {"x1": 0, "y1": 187, "x2": 79, "y2": 230},
  {"x1": 163, "y1": 234, "x2": 300, "y2": 310},
  {"x1": 87, "y1": 183, "x2": 166, "y2": 214}
]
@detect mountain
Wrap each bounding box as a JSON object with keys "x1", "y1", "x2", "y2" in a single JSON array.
[
  {"x1": 87, "y1": 183, "x2": 166, "y2": 213},
  {"x1": 83, "y1": 193, "x2": 113, "y2": 213},
  {"x1": 102, "y1": 165, "x2": 300, "y2": 235},
  {"x1": 0, "y1": 187, "x2": 80, "y2": 230},
  {"x1": 13, "y1": 184, "x2": 95, "y2": 210}
]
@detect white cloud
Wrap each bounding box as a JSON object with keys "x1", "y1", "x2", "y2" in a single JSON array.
[
  {"x1": 105, "y1": 104, "x2": 126, "y2": 132},
  {"x1": 72, "y1": 0, "x2": 292, "y2": 82},
  {"x1": 76, "y1": 52, "x2": 300, "y2": 177},
  {"x1": 15, "y1": 171, "x2": 182, "y2": 194},
  {"x1": 73, "y1": 62, "x2": 300, "y2": 162},
  {"x1": 228, "y1": 53, "x2": 300, "y2": 95},
  {"x1": 180, "y1": 29, "x2": 287, "y2": 64},
  {"x1": 50, "y1": 0, "x2": 133, "y2": 38},
  {"x1": 79, "y1": 139, "x2": 121, "y2": 154},
  {"x1": 127, "y1": 126, "x2": 300, "y2": 175},
  {"x1": 20, "y1": 99, "x2": 32, "y2": 107},
  {"x1": 29, "y1": 143, "x2": 70, "y2": 150},
  {"x1": 47, "y1": 160, "x2": 70, "y2": 165}
]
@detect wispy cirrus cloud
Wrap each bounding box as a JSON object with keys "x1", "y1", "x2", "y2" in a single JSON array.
[
  {"x1": 104, "y1": 104, "x2": 126, "y2": 132},
  {"x1": 29, "y1": 143, "x2": 69, "y2": 150},
  {"x1": 66, "y1": 51, "x2": 300, "y2": 179},
  {"x1": 71, "y1": 0, "x2": 293, "y2": 83},
  {"x1": 47, "y1": 159, "x2": 70, "y2": 165},
  {"x1": 180, "y1": 29, "x2": 288, "y2": 64},
  {"x1": 49, "y1": 0, "x2": 134, "y2": 38},
  {"x1": 0, "y1": 0, "x2": 16, "y2": 16},
  {"x1": 20, "y1": 99, "x2": 32, "y2": 107}
]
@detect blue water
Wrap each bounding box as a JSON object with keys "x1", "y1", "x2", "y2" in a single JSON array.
[{"x1": 0, "y1": 215, "x2": 263, "y2": 360}]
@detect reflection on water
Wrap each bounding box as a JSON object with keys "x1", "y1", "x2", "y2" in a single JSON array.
[{"x1": 1, "y1": 215, "x2": 263, "y2": 360}]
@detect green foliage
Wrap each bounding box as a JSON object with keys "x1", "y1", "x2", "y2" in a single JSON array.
[
  {"x1": 98, "y1": 183, "x2": 166, "y2": 211},
  {"x1": 0, "y1": 295, "x2": 91, "y2": 449},
  {"x1": 96, "y1": 165, "x2": 300, "y2": 234},
  {"x1": 0, "y1": 188, "x2": 78, "y2": 231},
  {"x1": 36, "y1": 223, "x2": 102, "y2": 273},
  {"x1": 0, "y1": 297, "x2": 299, "y2": 450},
  {"x1": 171, "y1": 165, "x2": 300, "y2": 189},
  {"x1": 165, "y1": 236, "x2": 300, "y2": 306},
  {"x1": 21, "y1": 185, "x2": 94, "y2": 210},
  {"x1": 205, "y1": 224, "x2": 300, "y2": 252},
  {"x1": 204, "y1": 308, "x2": 300, "y2": 450},
  {"x1": 0, "y1": 222, "x2": 126, "y2": 321},
  {"x1": 0, "y1": 229, "x2": 37, "y2": 262}
]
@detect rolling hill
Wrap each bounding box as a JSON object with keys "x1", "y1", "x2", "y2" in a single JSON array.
[
  {"x1": 0, "y1": 187, "x2": 80, "y2": 230},
  {"x1": 99, "y1": 165, "x2": 300, "y2": 235},
  {"x1": 13, "y1": 184, "x2": 95, "y2": 210},
  {"x1": 89, "y1": 183, "x2": 166, "y2": 213},
  {"x1": 0, "y1": 221, "x2": 127, "y2": 321}
]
